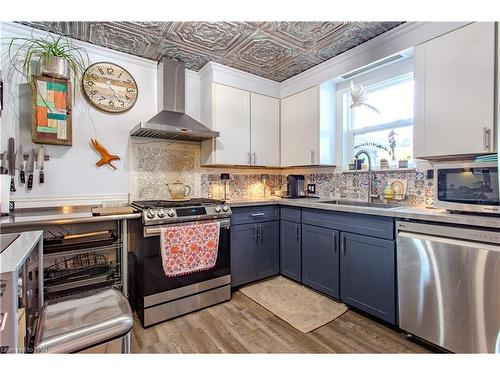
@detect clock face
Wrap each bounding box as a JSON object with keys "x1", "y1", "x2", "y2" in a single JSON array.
[{"x1": 82, "y1": 62, "x2": 138, "y2": 113}]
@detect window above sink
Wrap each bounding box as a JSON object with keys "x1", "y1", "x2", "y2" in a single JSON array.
[{"x1": 337, "y1": 58, "x2": 415, "y2": 170}]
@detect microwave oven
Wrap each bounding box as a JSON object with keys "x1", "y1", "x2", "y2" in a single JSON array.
[{"x1": 434, "y1": 162, "x2": 499, "y2": 214}]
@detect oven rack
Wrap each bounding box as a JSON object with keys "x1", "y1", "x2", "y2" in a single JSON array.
[{"x1": 43, "y1": 242, "x2": 122, "y2": 301}]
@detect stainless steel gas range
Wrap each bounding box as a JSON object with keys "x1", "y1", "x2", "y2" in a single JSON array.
[{"x1": 129, "y1": 199, "x2": 231, "y2": 328}]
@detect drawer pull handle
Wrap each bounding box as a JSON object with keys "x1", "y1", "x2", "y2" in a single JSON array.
[
  {"x1": 483, "y1": 127, "x2": 491, "y2": 151},
  {"x1": 251, "y1": 213, "x2": 265, "y2": 217},
  {"x1": 0, "y1": 312, "x2": 7, "y2": 332}
]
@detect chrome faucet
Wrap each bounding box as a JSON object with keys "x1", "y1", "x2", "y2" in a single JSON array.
[{"x1": 354, "y1": 150, "x2": 378, "y2": 203}]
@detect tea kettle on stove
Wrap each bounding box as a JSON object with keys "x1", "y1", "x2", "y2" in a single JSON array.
[{"x1": 166, "y1": 181, "x2": 192, "y2": 199}]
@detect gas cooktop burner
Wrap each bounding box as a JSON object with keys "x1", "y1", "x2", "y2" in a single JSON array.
[
  {"x1": 131, "y1": 198, "x2": 224, "y2": 210},
  {"x1": 131, "y1": 198, "x2": 230, "y2": 225}
]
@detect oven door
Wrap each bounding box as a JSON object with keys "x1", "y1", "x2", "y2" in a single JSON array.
[
  {"x1": 434, "y1": 162, "x2": 499, "y2": 214},
  {"x1": 140, "y1": 218, "x2": 230, "y2": 301}
]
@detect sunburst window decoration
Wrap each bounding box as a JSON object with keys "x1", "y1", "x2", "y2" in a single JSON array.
[{"x1": 349, "y1": 81, "x2": 380, "y2": 113}]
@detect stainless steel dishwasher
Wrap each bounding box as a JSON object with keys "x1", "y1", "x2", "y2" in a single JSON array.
[{"x1": 396, "y1": 221, "x2": 500, "y2": 353}]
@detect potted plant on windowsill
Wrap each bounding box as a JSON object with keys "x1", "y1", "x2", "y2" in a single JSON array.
[
  {"x1": 6, "y1": 32, "x2": 89, "y2": 100},
  {"x1": 398, "y1": 155, "x2": 412, "y2": 169}
]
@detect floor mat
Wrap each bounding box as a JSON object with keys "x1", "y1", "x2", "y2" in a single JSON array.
[{"x1": 239, "y1": 276, "x2": 348, "y2": 333}]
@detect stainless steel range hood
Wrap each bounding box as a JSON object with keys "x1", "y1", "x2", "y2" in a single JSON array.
[{"x1": 130, "y1": 58, "x2": 219, "y2": 141}]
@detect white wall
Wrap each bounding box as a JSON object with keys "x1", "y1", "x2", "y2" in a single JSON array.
[{"x1": 0, "y1": 22, "x2": 200, "y2": 207}]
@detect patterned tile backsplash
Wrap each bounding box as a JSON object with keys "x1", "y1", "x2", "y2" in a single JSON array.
[
  {"x1": 306, "y1": 171, "x2": 434, "y2": 206},
  {"x1": 130, "y1": 141, "x2": 433, "y2": 206}
]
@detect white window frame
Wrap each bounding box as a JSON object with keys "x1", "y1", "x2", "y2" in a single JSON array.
[{"x1": 335, "y1": 58, "x2": 414, "y2": 168}]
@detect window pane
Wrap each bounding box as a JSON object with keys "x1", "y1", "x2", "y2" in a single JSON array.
[
  {"x1": 351, "y1": 79, "x2": 414, "y2": 130},
  {"x1": 353, "y1": 126, "x2": 413, "y2": 167}
]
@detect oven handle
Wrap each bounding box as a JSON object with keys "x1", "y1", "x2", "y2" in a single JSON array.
[{"x1": 144, "y1": 219, "x2": 231, "y2": 237}]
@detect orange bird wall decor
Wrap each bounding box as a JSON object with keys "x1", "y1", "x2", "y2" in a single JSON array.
[{"x1": 90, "y1": 138, "x2": 120, "y2": 170}]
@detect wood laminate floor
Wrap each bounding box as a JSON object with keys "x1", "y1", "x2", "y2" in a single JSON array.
[{"x1": 131, "y1": 291, "x2": 430, "y2": 354}]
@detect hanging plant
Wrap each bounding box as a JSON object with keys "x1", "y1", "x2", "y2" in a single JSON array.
[
  {"x1": 388, "y1": 129, "x2": 398, "y2": 161},
  {"x1": 349, "y1": 81, "x2": 380, "y2": 113},
  {"x1": 6, "y1": 31, "x2": 89, "y2": 101}
]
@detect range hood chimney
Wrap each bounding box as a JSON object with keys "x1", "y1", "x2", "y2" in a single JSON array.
[{"x1": 130, "y1": 58, "x2": 219, "y2": 141}]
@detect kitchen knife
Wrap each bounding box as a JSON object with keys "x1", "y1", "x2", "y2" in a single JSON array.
[
  {"x1": 7, "y1": 138, "x2": 15, "y2": 192},
  {"x1": 15, "y1": 144, "x2": 25, "y2": 184},
  {"x1": 26, "y1": 149, "x2": 35, "y2": 190},
  {"x1": 37, "y1": 146, "x2": 45, "y2": 184},
  {"x1": 0, "y1": 151, "x2": 6, "y2": 174}
]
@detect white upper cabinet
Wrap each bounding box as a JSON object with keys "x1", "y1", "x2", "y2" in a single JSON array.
[
  {"x1": 207, "y1": 84, "x2": 250, "y2": 165},
  {"x1": 281, "y1": 84, "x2": 335, "y2": 167},
  {"x1": 250, "y1": 93, "x2": 280, "y2": 167},
  {"x1": 200, "y1": 83, "x2": 280, "y2": 166},
  {"x1": 414, "y1": 22, "x2": 496, "y2": 159}
]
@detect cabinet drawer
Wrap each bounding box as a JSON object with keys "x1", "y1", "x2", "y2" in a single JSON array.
[
  {"x1": 302, "y1": 208, "x2": 394, "y2": 240},
  {"x1": 230, "y1": 205, "x2": 279, "y2": 225},
  {"x1": 280, "y1": 207, "x2": 301, "y2": 223}
]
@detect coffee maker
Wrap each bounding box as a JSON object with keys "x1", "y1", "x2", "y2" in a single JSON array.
[{"x1": 286, "y1": 175, "x2": 306, "y2": 198}]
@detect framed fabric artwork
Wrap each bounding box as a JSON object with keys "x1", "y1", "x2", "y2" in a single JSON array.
[{"x1": 31, "y1": 75, "x2": 72, "y2": 146}]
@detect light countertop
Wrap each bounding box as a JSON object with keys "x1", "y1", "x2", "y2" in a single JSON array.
[
  {"x1": 2, "y1": 199, "x2": 499, "y2": 230},
  {"x1": 0, "y1": 230, "x2": 43, "y2": 273},
  {"x1": 0, "y1": 206, "x2": 141, "y2": 229},
  {"x1": 228, "y1": 197, "x2": 500, "y2": 228}
]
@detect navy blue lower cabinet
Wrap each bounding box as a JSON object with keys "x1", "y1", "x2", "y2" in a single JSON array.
[
  {"x1": 340, "y1": 232, "x2": 396, "y2": 324},
  {"x1": 301, "y1": 224, "x2": 340, "y2": 299},
  {"x1": 255, "y1": 221, "x2": 280, "y2": 280},
  {"x1": 230, "y1": 223, "x2": 257, "y2": 287},
  {"x1": 280, "y1": 220, "x2": 301, "y2": 282},
  {"x1": 230, "y1": 221, "x2": 279, "y2": 287}
]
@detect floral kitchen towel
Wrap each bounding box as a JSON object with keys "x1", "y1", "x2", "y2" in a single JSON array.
[{"x1": 160, "y1": 221, "x2": 220, "y2": 277}]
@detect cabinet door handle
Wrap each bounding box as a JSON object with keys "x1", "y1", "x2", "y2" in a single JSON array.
[
  {"x1": 252, "y1": 152, "x2": 256, "y2": 165},
  {"x1": 258, "y1": 224, "x2": 262, "y2": 241},
  {"x1": 296, "y1": 225, "x2": 300, "y2": 243},
  {"x1": 251, "y1": 212, "x2": 265, "y2": 217},
  {"x1": 483, "y1": 127, "x2": 491, "y2": 151},
  {"x1": 332, "y1": 232, "x2": 337, "y2": 253},
  {"x1": 310, "y1": 150, "x2": 315, "y2": 164},
  {"x1": 341, "y1": 234, "x2": 346, "y2": 256},
  {"x1": 252, "y1": 225, "x2": 257, "y2": 240}
]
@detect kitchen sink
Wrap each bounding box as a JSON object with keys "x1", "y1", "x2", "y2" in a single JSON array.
[{"x1": 318, "y1": 200, "x2": 404, "y2": 209}]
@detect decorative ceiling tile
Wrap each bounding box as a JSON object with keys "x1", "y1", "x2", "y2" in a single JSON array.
[
  {"x1": 167, "y1": 22, "x2": 257, "y2": 54},
  {"x1": 88, "y1": 23, "x2": 156, "y2": 58},
  {"x1": 156, "y1": 44, "x2": 214, "y2": 71},
  {"x1": 262, "y1": 21, "x2": 348, "y2": 48},
  {"x1": 18, "y1": 21, "x2": 72, "y2": 36},
  {"x1": 315, "y1": 22, "x2": 400, "y2": 61},
  {"x1": 232, "y1": 33, "x2": 300, "y2": 71},
  {"x1": 267, "y1": 53, "x2": 324, "y2": 82},
  {"x1": 16, "y1": 21, "x2": 404, "y2": 82},
  {"x1": 114, "y1": 21, "x2": 173, "y2": 39}
]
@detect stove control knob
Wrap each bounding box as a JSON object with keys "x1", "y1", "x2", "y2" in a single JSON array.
[
  {"x1": 222, "y1": 204, "x2": 230, "y2": 212},
  {"x1": 146, "y1": 210, "x2": 156, "y2": 219},
  {"x1": 157, "y1": 209, "x2": 166, "y2": 218},
  {"x1": 166, "y1": 208, "x2": 176, "y2": 217},
  {"x1": 214, "y1": 206, "x2": 222, "y2": 213}
]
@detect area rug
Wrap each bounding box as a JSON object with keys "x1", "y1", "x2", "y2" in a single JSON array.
[{"x1": 239, "y1": 276, "x2": 348, "y2": 333}]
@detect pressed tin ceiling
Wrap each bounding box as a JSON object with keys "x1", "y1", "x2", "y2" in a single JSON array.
[{"x1": 17, "y1": 21, "x2": 403, "y2": 82}]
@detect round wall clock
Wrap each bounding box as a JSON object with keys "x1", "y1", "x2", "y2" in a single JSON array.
[{"x1": 82, "y1": 62, "x2": 138, "y2": 113}]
